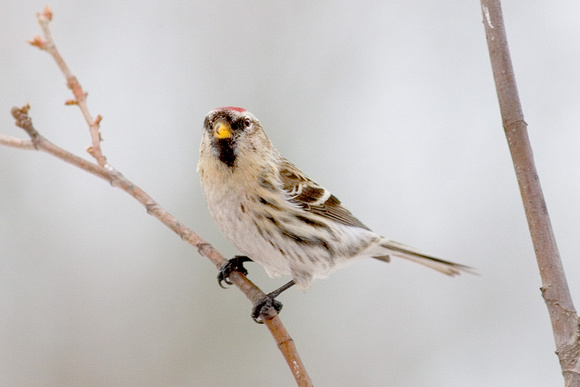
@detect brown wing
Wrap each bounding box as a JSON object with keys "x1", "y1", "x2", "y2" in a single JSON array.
[{"x1": 278, "y1": 160, "x2": 371, "y2": 230}]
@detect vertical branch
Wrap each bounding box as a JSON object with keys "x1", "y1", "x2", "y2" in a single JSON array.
[{"x1": 481, "y1": 1, "x2": 580, "y2": 384}]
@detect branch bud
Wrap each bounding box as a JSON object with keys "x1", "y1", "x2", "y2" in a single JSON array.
[{"x1": 28, "y1": 35, "x2": 46, "y2": 49}]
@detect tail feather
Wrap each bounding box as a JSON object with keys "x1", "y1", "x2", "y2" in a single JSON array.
[{"x1": 374, "y1": 240, "x2": 474, "y2": 276}]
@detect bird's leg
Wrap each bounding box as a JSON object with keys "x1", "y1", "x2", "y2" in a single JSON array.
[
  {"x1": 252, "y1": 280, "x2": 296, "y2": 323},
  {"x1": 217, "y1": 255, "x2": 253, "y2": 288}
]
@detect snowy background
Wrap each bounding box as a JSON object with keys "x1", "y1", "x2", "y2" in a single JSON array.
[{"x1": 1, "y1": 1, "x2": 580, "y2": 386}]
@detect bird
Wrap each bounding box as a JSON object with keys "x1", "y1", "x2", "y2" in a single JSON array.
[{"x1": 197, "y1": 106, "x2": 472, "y2": 322}]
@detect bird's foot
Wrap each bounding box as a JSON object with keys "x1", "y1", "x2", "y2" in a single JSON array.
[
  {"x1": 251, "y1": 295, "x2": 284, "y2": 324},
  {"x1": 250, "y1": 280, "x2": 295, "y2": 323},
  {"x1": 217, "y1": 256, "x2": 253, "y2": 288}
]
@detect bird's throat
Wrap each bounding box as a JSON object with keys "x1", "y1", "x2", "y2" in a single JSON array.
[{"x1": 215, "y1": 138, "x2": 237, "y2": 168}]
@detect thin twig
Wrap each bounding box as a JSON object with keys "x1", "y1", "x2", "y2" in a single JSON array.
[
  {"x1": 29, "y1": 7, "x2": 106, "y2": 167},
  {"x1": 6, "y1": 7, "x2": 313, "y2": 387},
  {"x1": 0, "y1": 134, "x2": 35, "y2": 150},
  {"x1": 481, "y1": 1, "x2": 580, "y2": 384}
]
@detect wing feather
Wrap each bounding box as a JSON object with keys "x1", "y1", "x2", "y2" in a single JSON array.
[{"x1": 278, "y1": 160, "x2": 370, "y2": 230}]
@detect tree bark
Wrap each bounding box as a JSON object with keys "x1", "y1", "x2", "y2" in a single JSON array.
[{"x1": 481, "y1": 1, "x2": 580, "y2": 385}]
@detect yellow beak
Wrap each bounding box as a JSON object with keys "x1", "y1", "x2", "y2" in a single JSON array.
[{"x1": 214, "y1": 120, "x2": 232, "y2": 139}]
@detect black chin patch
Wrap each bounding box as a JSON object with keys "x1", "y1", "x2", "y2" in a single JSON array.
[{"x1": 216, "y1": 138, "x2": 237, "y2": 167}]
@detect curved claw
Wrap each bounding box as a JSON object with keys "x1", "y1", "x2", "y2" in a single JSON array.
[
  {"x1": 251, "y1": 296, "x2": 284, "y2": 324},
  {"x1": 217, "y1": 256, "x2": 252, "y2": 288}
]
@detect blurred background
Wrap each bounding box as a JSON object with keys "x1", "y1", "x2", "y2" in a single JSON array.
[{"x1": 1, "y1": 1, "x2": 580, "y2": 386}]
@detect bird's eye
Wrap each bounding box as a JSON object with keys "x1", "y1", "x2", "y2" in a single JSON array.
[{"x1": 243, "y1": 118, "x2": 251, "y2": 128}]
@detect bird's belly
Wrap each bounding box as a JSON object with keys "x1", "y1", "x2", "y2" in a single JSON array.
[{"x1": 204, "y1": 183, "x2": 382, "y2": 288}]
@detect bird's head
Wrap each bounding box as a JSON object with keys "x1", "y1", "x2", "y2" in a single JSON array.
[{"x1": 202, "y1": 107, "x2": 272, "y2": 168}]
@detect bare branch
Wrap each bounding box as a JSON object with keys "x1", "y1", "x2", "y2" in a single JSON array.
[
  {"x1": 481, "y1": 1, "x2": 580, "y2": 384},
  {"x1": 4, "y1": 7, "x2": 313, "y2": 387},
  {"x1": 30, "y1": 6, "x2": 106, "y2": 167},
  {"x1": 0, "y1": 134, "x2": 35, "y2": 150},
  {"x1": 9, "y1": 106, "x2": 312, "y2": 386}
]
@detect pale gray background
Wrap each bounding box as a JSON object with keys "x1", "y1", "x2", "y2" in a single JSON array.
[{"x1": 1, "y1": 1, "x2": 579, "y2": 386}]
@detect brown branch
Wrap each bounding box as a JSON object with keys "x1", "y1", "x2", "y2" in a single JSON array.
[
  {"x1": 481, "y1": 1, "x2": 580, "y2": 384},
  {"x1": 9, "y1": 107, "x2": 311, "y2": 387},
  {"x1": 0, "y1": 133, "x2": 35, "y2": 150},
  {"x1": 6, "y1": 7, "x2": 312, "y2": 387},
  {"x1": 29, "y1": 6, "x2": 106, "y2": 167}
]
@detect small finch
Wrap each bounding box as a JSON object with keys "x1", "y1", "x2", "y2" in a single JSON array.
[{"x1": 197, "y1": 107, "x2": 472, "y2": 322}]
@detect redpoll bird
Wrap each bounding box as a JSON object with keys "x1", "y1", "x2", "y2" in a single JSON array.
[{"x1": 197, "y1": 107, "x2": 471, "y2": 322}]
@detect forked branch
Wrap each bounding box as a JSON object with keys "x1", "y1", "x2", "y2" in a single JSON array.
[{"x1": 4, "y1": 7, "x2": 312, "y2": 387}]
